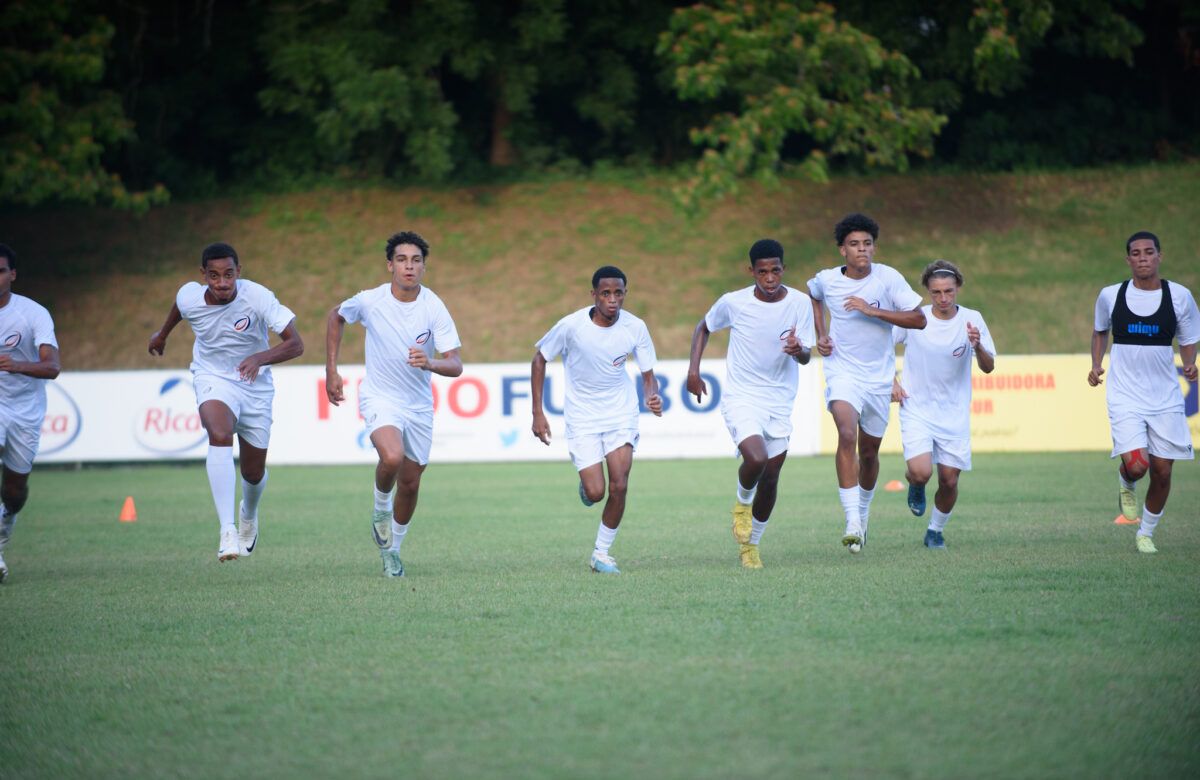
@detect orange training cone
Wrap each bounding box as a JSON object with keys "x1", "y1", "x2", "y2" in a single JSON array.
[
  {"x1": 884, "y1": 480, "x2": 904, "y2": 491},
  {"x1": 120, "y1": 496, "x2": 137, "y2": 523},
  {"x1": 1113, "y1": 514, "x2": 1139, "y2": 525}
]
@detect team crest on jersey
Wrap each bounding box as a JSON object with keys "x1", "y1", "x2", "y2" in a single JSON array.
[
  {"x1": 233, "y1": 316, "x2": 252, "y2": 332},
  {"x1": 2, "y1": 332, "x2": 19, "y2": 348},
  {"x1": 952, "y1": 343, "x2": 968, "y2": 358},
  {"x1": 415, "y1": 329, "x2": 432, "y2": 345},
  {"x1": 778, "y1": 329, "x2": 792, "y2": 341},
  {"x1": 612, "y1": 355, "x2": 628, "y2": 368}
]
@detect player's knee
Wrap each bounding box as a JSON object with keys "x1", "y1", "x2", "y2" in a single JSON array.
[
  {"x1": 607, "y1": 475, "x2": 628, "y2": 497},
  {"x1": 908, "y1": 467, "x2": 932, "y2": 485},
  {"x1": 395, "y1": 474, "x2": 421, "y2": 498},
  {"x1": 939, "y1": 473, "x2": 959, "y2": 493},
  {"x1": 377, "y1": 450, "x2": 406, "y2": 474},
  {"x1": 836, "y1": 427, "x2": 857, "y2": 449}
]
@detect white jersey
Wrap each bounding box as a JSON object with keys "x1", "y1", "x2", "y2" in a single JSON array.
[
  {"x1": 537, "y1": 307, "x2": 657, "y2": 436},
  {"x1": 808, "y1": 263, "x2": 922, "y2": 393},
  {"x1": 703, "y1": 286, "x2": 815, "y2": 420},
  {"x1": 177, "y1": 280, "x2": 295, "y2": 388},
  {"x1": 1095, "y1": 280, "x2": 1200, "y2": 416},
  {"x1": 894, "y1": 305, "x2": 995, "y2": 440},
  {"x1": 339, "y1": 284, "x2": 461, "y2": 413},
  {"x1": 0, "y1": 293, "x2": 58, "y2": 425}
]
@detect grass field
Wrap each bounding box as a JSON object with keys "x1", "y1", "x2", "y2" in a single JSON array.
[{"x1": 2, "y1": 453, "x2": 1197, "y2": 778}]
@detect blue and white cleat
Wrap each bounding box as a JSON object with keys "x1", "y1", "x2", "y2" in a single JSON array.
[
  {"x1": 923, "y1": 529, "x2": 946, "y2": 549},
  {"x1": 907, "y1": 483, "x2": 926, "y2": 516},
  {"x1": 371, "y1": 508, "x2": 393, "y2": 548},
  {"x1": 380, "y1": 549, "x2": 405, "y2": 577},
  {"x1": 589, "y1": 550, "x2": 620, "y2": 573},
  {"x1": 578, "y1": 480, "x2": 596, "y2": 507}
]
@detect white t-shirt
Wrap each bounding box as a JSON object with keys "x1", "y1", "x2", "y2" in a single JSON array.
[
  {"x1": 339, "y1": 284, "x2": 461, "y2": 413},
  {"x1": 894, "y1": 305, "x2": 995, "y2": 440},
  {"x1": 1094, "y1": 280, "x2": 1200, "y2": 416},
  {"x1": 703, "y1": 286, "x2": 815, "y2": 419},
  {"x1": 807, "y1": 263, "x2": 923, "y2": 393},
  {"x1": 177, "y1": 280, "x2": 296, "y2": 388},
  {"x1": 537, "y1": 307, "x2": 657, "y2": 437},
  {"x1": 0, "y1": 293, "x2": 58, "y2": 425}
]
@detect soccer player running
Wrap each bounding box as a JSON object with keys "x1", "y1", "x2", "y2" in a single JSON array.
[
  {"x1": 0, "y1": 244, "x2": 61, "y2": 583},
  {"x1": 686, "y1": 239, "x2": 813, "y2": 569},
  {"x1": 326, "y1": 231, "x2": 462, "y2": 578},
  {"x1": 891, "y1": 260, "x2": 995, "y2": 549},
  {"x1": 808, "y1": 213, "x2": 925, "y2": 553},
  {"x1": 531, "y1": 266, "x2": 662, "y2": 574},
  {"x1": 149, "y1": 242, "x2": 304, "y2": 561},
  {"x1": 1088, "y1": 231, "x2": 1198, "y2": 553}
]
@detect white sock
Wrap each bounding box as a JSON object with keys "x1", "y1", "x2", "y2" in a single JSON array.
[
  {"x1": 594, "y1": 523, "x2": 618, "y2": 555},
  {"x1": 839, "y1": 486, "x2": 860, "y2": 527},
  {"x1": 858, "y1": 486, "x2": 875, "y2": 519},
  {"x1": 374, "y1": 486, "x2": 393, "y2": 512},
  {"x1": 1139, "y1": 505, "x2": 1162, "y2": 537},
  {"x1": 389, "y1": 521, "x2": 409, "y2": 552},
  {"x1": 206, "y1": 446, "x2": 236, "y2": 532},
  {"x1": 241, "y1": 469, "x2": 268, "y2": 518},
  {"x1": 749, "y1": 518, "x2": 767, "y2": 545},
  {"x1": 736, "y1": 480, "x2": 756, "y2": 505},
  {"x1": 929, "y1": 508, "x2": 951, "y2": 533}
]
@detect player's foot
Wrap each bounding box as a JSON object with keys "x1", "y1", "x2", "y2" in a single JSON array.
[
  {"x1": 578, "y1": 480, "x2": 596, "y2": 507},
  {"x1": 1135, "y1": 534, "x2": 1157, "y2": 554},
  {"x1": 732, "y1": 502, "x2": 752, "y2": 544},
  {"x1": 739, "y1": 543, "x2": 763, "y2": 569},
  {"x1": 907, "y1": 483, "x2": 926, "y2": 516},
  {"x1": 218, "y1": 528, "x2": 239, "y2": 562},
  {"x1": 589, "y1": 550, "x2": 620, "y2": 574},
  {"x1": 923, "y1": 529, "x2": 946, "y2": 549},
  {"x1": 238, "y1": 501, "x2": 258, "y2": 557},
  {"x1": 1118, "y1": 477, "x2": 1138, "y2": 523},
  {"x1": 0, "y1": 552, "x2": 7, "y2": 583},
  {"x1": 380, "y1": 549, "x2": 405, "y2": 577},
  {"x1": 371, "y1": 508, "x2": 392, "y2": 548},
  {"x1": 842, "y1": 523, "x2": 863, "y2": 553}
]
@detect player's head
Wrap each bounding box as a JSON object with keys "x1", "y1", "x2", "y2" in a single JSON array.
[
  {"x1": 201, "y1": 242, "x2": 239, "y2": 269},
  {"x1": 0, "y1": 243, "x2": 16, "y2": 272},
  {"x1": 592, "y1": 265, "x2": 626, "y2": 290},
  {"x1": 591, "y1": 266, "x2": 627, "y2": 323},
  {"x1": 0, "y1": 243, "x2": 15, "y2": 298},
  {"x1": 748, "y1": 238, "x2": 786, "y2": 301},
  {"x1": 386, "y1": 231, "x2": 430, "y2": 262},
  {"x1": 749, "y1": 238, "x2": 783, "y2": 265},
  {"x1": 921, "y1": 259, "x2": 962, "y2": 316},
  {"x1": 834, "y1": 213, "x2": 879, "y2": 246},
  {"x1": 921, "y1": 259, "x2": 963, "y2": 288},
  {"x1": 1125, "y1": 231, "x2": 1160, "y2": 255}
]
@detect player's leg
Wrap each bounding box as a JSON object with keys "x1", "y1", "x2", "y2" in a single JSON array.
[
  {"x1": 199, "y1": 399, "x2": 241, "y2": 561},
  {"x1": 905, "y1": 453, "x2": 933, "y2": 517},
  {"x1": 589, "y1": 443, "x2": 633, "y2": 574},
  {"x1": 733, "y1": 433, "x2": 769, "y2": 544},
  {"x1": 1118, "y1": 448, "x2": 1149, "y2": 522},
  {"x1": 579, "y1": 461, "x2": 606, "y2": 507},
  {"x1": 0, "y1": 465, "x2": 31, "y2": 584},
  {"x1": 235, "y1": 438, "x2": 268, "y2": 556},
  {"x1": 923, "y1": 464, "x2": 961, "y2": 550},
  {"x1": 739, "y1": 449, "x2": 787, "y2": 569},
  {"x1": 829, "y1": 400, "x2": 868, "y2": 548},
  {"x1": 1136, "y1": 455, "x2": 1172, "y2": 553},
  {"x1": 854, "y1": 391, "x2": 890, "y2": 542}
]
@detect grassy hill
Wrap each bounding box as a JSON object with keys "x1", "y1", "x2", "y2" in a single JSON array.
[{"x1": 3, "y1": 164, "x2": 1197, "y2": 370}]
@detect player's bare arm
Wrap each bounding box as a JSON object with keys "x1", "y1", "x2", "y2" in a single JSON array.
[
  {"x1": 236, "y1": 321, "x2": 304, "y2": 382},
  {"x1": 148, "y1": 302, "x2": 184, "y2": 356},
  {"x1": 1088, "y1": 329, "x2": 1109, "y2": 387},
  {"x1": 685, "y1": 319, "x2": 711, "y2": 402},
  {"x1": 811, "y1": 296, "x2": 833, "y2": 357},
  {"x1": 843, "y1": 298, "x2": 927, "y2": 330},
  {"x1": 967, "y1": 321, "x2": 995, "y2": 373},
  {"x1": 407, "y1": 346, "x2": 462, "y2": 377},
  {"x1": 1181, "y1": 342, "x2": 1198, "y2": 383},
  {"x1": 641, "y1": 370, "x2": 663, "y2": 417},
  {"x1": 782, "y1": 326, "x2": 811, "y2": 364},
  {"x1": 325, "y1": 305, "x2": 348, "y2": 405},
  {"x1": 530, "y1": 351, "x2": 552, "y2": 445},
  {"x1": 0, "y1": 343, "x2": 60, "y2": 379}
]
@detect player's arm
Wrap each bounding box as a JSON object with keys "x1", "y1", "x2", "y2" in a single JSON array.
[
  {"x1": 325, "y1": 305, "x2": 348, "y2": 405},
  {"x1": 531, "y1": 351, "x2": 552, "y2": 444},
  {"x1": 0, "y1": 343, "x2": 60, "y2": 379},
  {"x1": 1180, "y1": 341, "x2": 1197, "y2": 383},
  {"x1": 641, "y1": 369, "x2": 663, "y2": 417},
  {"x1": 148, "y1": 302, "x2": 183, "y2": 356},
  {"x1": 811, "y1": 296, "x2": 832, "y2": 357},
  {"x1": 685, "y1": 319, "x2": 711, "y2": 402},
  {"x1": 782, "y1": 326, "x2": 811, "y2": 365},
  {"x1": 1088, "y1": 329, "x2": 1109, "y2": 387},
  {"x1": 236, "y1": 320, "x2": 305, "y2": 382},
  {"x1": 844, "y1": 299, "x2": 926, "y2": 330},
  {"x1": 407, "y1": 346, "x2": 462, "y2": 377},
  {"x1": 966, "y1": 321, "x2": 994, "y2": 374}
]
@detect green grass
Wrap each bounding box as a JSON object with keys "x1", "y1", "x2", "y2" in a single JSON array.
[{"x1": 2, "y1": 453, "x2": 1198, "y2": 777}]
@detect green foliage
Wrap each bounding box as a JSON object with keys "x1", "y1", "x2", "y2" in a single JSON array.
[
  {"x1": 657, "y1": 1, "x2": 947, "y2": 211},
  {"x1": 0, "y1": 0, "x2": 167, "y2": 211}
]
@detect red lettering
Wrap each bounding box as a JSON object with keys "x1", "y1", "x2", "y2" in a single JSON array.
[
  {"x1": 317, "y1": 378, "x2": 330, "y2": 420},
  {"x1": 431, "y1": 381, "x2": 438, "y2": 413},
  {"x1": 42, "y1": 415, "x2": 68, "y2": 434},
  {"x1": 1046, "y1": 374, "x2": 1055, "y2": 389},
  {"x1": 448, "y1": 377, "x2": 488, "y2": 418},
  {"x1": 144, "y1": 408, "x2": 165, "y2": 433}
]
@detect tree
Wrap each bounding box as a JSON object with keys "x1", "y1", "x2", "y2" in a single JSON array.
[
  {"x1": 0, "y1": 0, "x2": 167, "y2": 210},
  {"x1": 657, "y1": 1, "x2": 947, "y2": 210}
]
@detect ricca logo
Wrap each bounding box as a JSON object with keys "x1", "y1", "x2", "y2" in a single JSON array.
[
  {"x1": 133, "y1": 376, "x2": 206, "y2": 454},
  {"x1": 415, "y1": 329, "x2": 432, "y2": 345},
  {"x1": 3, "y1": 332, "x2": 19, "y2": 348},
  {"x1": 40, "y1": 383, "x2": 82, "y2": 455},
  {"x1": 612, "y1": 355, "x2": 628, "y2": 368},
  {"x1": 233, "y1": 316, "x2": 251, "y2": 332}
]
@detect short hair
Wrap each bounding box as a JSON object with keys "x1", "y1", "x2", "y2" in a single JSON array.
[
  {"x1": 834, "y1": 213, "x2": 880, "y2": 245},
  {"x1": 386, "y1": 231, "x2": 430, "y2": 261},
  {"x1": 592, "y1": 265, "x2": 627, "y2": 289},
  {"x1": 921, "y1": 259, "x2": 963, "y2": 288},
  {"x1": 0, "y1": 243, "x2": 16, "y2": 271},
  {"x1": 749, "y1": 238, "x2": 784, "y2": 263},
  {"x1": 1125, "y1": 231, "x2": 1160, "y2": 254},
  {"x1": 201, "y1": 242, "x2": 239, "y2": 268}
]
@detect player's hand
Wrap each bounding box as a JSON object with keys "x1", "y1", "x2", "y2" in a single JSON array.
[
  {"x1": 782, "y1": 326, "x2": 805, "y2": 357},
  {"x1": 236, "y1": 354, "x2": 266, "y2": 383},
  {"x1": 532, "y1": 412, "x2": 552, "y2": 445},
  {"x1": 1087, "y1": 366, "x2": 1105, "y2": 387},
  {"x1": 0, "y1": 354, "x2": 12, "y2": 372},
  {"x1": 967, "y1": 321, "x2": 981, "y2": 349},
  {"x1": 1183, "y1": 364, "x2": 1198, "y2": 383},
  {"x1": 843, "y1": 295, "x2": 871, "y2": 315},
  {"x1": 148, "y1": 331, "x2": 167, "y2": 356},
  {"x1": 407, "y1": 347, "x2": 428, "y2": 369},
  {"x1": 645, "y1": 393, "x2": 663, "y2": 417},
  {"x1": 685, "y1": 373, "x2": 707, "y2": 404},
  {"x1": 816, "y1": 335, "x2": 833, "y2": 357},
  {"x1": 326, "y1": 371, "x2": 345, "y2": 405},
  {"x1": 891, "y1": 381, "x2": 909, "y2": 406}
]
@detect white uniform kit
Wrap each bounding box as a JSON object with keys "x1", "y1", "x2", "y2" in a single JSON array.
[
  {"x1": 536, "y1": 307, "x2": 657, "y2": 470},
  {"x1": 894, "y1": 305, "x2": 996, "y2": 470},
  {"x1": 0, "y1": 294, "x2": 58, "y2": 473},
  {"x1": 339, "y1": 284, "x2": 461, "y2": 464}
]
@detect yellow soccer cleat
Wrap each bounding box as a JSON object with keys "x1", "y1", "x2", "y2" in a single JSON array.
[
  {"x1": 1135, "y1": 534, "x2": 1157, "y2": 554},
  {"x1": 739, "y1": 543, "x2": 763, "y2": 569},
  {"x1": 732, "y1": 502, "x2": 752, "y2": 544},
  {"x1": 1118, "y1": 477, "x2": 1138, "y2": 523}
]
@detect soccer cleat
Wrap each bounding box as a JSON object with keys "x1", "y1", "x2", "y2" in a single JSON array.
[
  {"x1": 371, "y1": 508, "x2": 393, "y2": 548},
  {"x1": 380, "y1": 549, "x2": 405, "y2": 577},
  {"x1": 924, "y1": 529, "x2": 946, "y2": 549},
  {"x1": 739, "y1": 543, "x2": 763, "y2": 569},
  {"x1": 907, "y1": 483, "x2": 926, "y2": 516},
  {"x1": 842, "y1": 523, "x2": 863, "y2": 552},
  {"x1": 218, "y1": 528, "x2": 239, "y2": 562},
  {"x1": 732, "y1": 502, "x2": 753, "y2": 544},
  {"x1": 0, "y1": 506, "x2": 13, "y2": 555},
  {"x1": 578, "y1": 480, "x2": 596, "y2": 507},
  {"x1": 589, "y1": 550, "x2": 620, "y2": 574},
  {"x1": 0, "y1": 552, "x2": 7, "y2": 584},
  {"x1": 238, "y1": 501, "x2": 258, "y2": 557},
  {"x1": 1118, "y1": 477, "x2": 1138, "y2": 523},
  {"x1": 1135, "y1": 534, "x2": 1157, "y2": 554}
]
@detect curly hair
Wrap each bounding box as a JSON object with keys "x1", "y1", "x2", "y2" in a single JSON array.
[
  {"x1": 201, "y1": 242, "x2": 239, "y2": 268},
  {"x1": 834, "y1": 213, "x2": 880, "y2": 246},
  {"x1": 386, "y1": 231, "x2": 430, "y2": 261},
  {"x1": 920, "y1": 259, "x2": 964, "y2": 288}
]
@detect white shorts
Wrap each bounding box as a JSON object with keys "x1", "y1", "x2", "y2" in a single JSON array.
[
  {"x1": 900, "y1": 417, "x2": 972, "y2": 471},
  {"x1": 721, "y1": 403, "x2": 791, "y2": 458},
  {"x1": 360, "y1": 397, "x2": 434, "y2": 466},
  {"x1": 568, "y1": 429, "x2": 638, "y2": 471},
  {"x1": 1109, "y1": 411, "x2": 1195, "y2": 461},
  {"x1": 825, "y1": 377, "x2": 891, "y2": 439},
  {"x1": 0, "y1": 409, "x2": 41, "y2": 474},
  {"x1": 193, "y1": 373, "x2": 274, "y2": 449}
]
